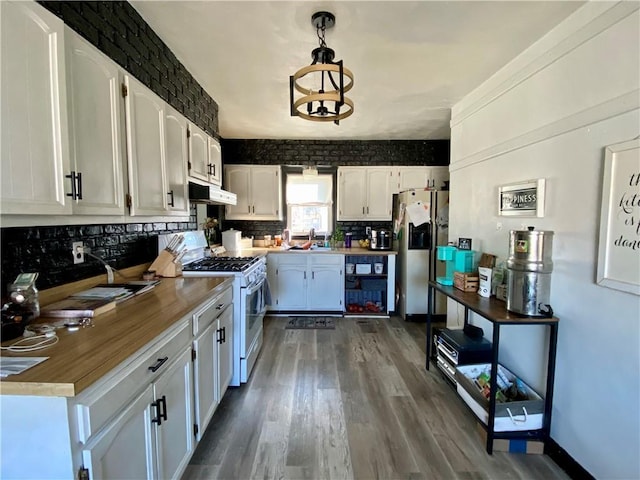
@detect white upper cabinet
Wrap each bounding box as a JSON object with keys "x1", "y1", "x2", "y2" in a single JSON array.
[
  {"x1": 224, "y1": 165, "x2": 282, "y2": 220},
  {"x1": 65, "y1": 28, "x2": 125, "y2": 215},
  {"x1": 187, "y1": 123, "x2": 222, "y2": 187},
  {"x1": 395, "y1": 166, "x2": 450, "y2": 193},
  {"x1": 1, "y1": 1, "x2": 72, "y2": 215},
  {"x1": 366, "y1": 167, "x2": 394, "y2": 219},
  {"x1": 187, "y1": 123, "x2": 209, "y2": 183},
  {"x1": 429, "y1": 166, "x2": 450, "y2": 191},
  {"x1": 164, "y1": 105, "x2": 189, "y2": 215},
  {"x1": 208, "y1": 137, "x2": 222, "y2": 186},
  {"x1": 337, "y1": 167, "x2": 367, "y2": 220},
  {"x1": 337, "y1": 167, "x2": 393, "y2": 221},
  {"x1": 124, "y1": 74, "x2": 167, "y2": 216}
]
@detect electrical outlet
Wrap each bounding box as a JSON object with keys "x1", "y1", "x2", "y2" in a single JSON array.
[
  {"x1": 72, "y1": 241, "x2": 84, "y2": 264},
  {"x1": 366, "y1": 226, "x2": 372, "y2": 236}
]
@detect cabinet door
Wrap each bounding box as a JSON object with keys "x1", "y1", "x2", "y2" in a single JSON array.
[
  {"x1": 224, "y1": 166, "x2": 252, "y2": 219},
  {"x1": 337, "y1": 168, "x2": 366, "y2": 220},
  {"x1": 366, "y1": 168, "x2": 394, "y2": 220},
  {"x1": 218, "y1": 305, "x2": 234, "y2": 398},
  {"x1": 1, "y1": 1, "x2": 72, "y2": 215},
  {"x1": 81, "y1": 385, "x2": 155, "y2": 480},
  {"x1": 429, "y1": 166, "x2": 449, "y2": 190},
  {"x1": 271, "y1": 256, "x2": 308, "y2": 310},
  {"x1": 125, "y1": 75, "x2": 167, "y2": 216},
  {"x1": 251, "y1": 166, "x2": 281, "y2": 219},
  {"x1": 397, "y1": 166, "x2": 430, "y2": 192},
  {"x1": 165, "y1": 105, "x2": 189, "y2": 216},
  {"x1": 308, "y1": 255, "x2": 344, "y2": 310},
  {"x1": 66, "y1": 28, "x2": 124, "y2": 215},
  {"x1": 153, "y1": 348, "x2": 193, "y2": 480},
  {"x1": 208, "y1": 137, "x2": 222, "y2": 186},
  {"x1": 193, "y1": 322, "x2": 218, "y2": 442},
  {"x1": 188, "y1": 123, "x2": 209, "y2": 182}
]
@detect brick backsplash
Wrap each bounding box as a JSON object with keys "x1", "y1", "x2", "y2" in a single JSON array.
[{"x1": 1, "y1": 209, "x2": 198, "y2": 293}]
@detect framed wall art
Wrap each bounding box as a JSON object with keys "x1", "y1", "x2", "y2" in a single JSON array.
[
  {"x1": 498, "y1": 179, "x2": 545, "y2": 217},
  {"x1": 596, "y1": 139, "x2": 640, "y2": 295}
]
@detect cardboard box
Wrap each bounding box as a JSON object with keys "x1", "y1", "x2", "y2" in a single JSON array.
[
  {"x1": 454, "y1": 271, "x2": 479, "y2": 292},
  {"x1": 479, "y1": 253, "x2": 496, "y2": 268},
  {"x1": 476, "y1": 423, "x2": 544, "y2": 454}
]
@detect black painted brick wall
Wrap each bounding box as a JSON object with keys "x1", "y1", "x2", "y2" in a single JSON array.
[
  {"x1": 220, "y1": 139, "x2": 450, "y2": 240},
  {"x1": 37, "y1": 1, "x2": 219, "y2": 137},
  {"x1": 221, "y1": 139, "x2": 449, "y2": 167},
  {"x1": 1, "y1": 210, "x2": 198, "y2": 293}
]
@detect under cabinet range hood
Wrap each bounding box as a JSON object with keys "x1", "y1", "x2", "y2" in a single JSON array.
[{"x1": 188, "y1": 182, "x2": 237, "y2": 206}]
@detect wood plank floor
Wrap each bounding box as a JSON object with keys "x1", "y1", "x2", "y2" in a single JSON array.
[{"x1": 183, "y1": 316, "x2": 569, "y2": 480}]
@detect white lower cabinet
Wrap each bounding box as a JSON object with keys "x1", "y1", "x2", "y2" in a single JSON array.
[
  {"x1": 192, "y1": 287, "x2": 233, "y2": 441},
  {"x1": 268, "y1": 254, "x2": 343, "y2": 311},
  {"x1": 81, "y1": 385, "x2": 155, "y2": 480},
  {"x1": 0, "y1": 283, "x2": 236, "y2": 480},
  {"x1": 81, "y1": 348, "x2": 193, "y2": 480}
]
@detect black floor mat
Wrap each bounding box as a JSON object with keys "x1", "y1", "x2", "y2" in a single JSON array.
[{"x1": 285, "y1": 317, "x2": 336, "y2": 329}]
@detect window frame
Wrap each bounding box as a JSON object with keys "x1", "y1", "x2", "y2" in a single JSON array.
[{"x1": 285, "y1": 171, "x2": 334, "y2": 237}]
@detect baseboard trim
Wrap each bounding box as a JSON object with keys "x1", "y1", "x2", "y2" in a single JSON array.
[{"x1": 546, "y1": 438, "x2": 595, "y2": 480}]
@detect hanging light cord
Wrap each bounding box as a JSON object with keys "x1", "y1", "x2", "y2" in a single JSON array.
[{"x1": 317, "y1": 21, "x2": 327, "y2": 48}]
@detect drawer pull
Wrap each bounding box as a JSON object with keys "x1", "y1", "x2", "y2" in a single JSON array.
[
  {"x1": 148, "y1": 356, "x2": 168, "y2": 372},
  {"x1": 216, "y1": 303, "x2": 225, "y2": 310}
]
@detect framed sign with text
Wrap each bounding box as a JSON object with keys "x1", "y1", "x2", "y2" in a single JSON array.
[
  {"x1": 596, "y1": 139, "x2": 640, "y2": 295},
  {"x1": 498, "y1": 179, "x2": 545, "y2": 217}
]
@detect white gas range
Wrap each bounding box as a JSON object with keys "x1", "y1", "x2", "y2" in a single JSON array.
[{"x1": 158, "y1": 231, "x2": 267, "y2": 386}]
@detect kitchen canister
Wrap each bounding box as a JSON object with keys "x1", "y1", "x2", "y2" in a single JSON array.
[
  {"x1": 222, "y1": 229, "x2": 242, "y2": 251},
  {"x1": 506, "y1": 227, "x2": 554, "y2": 317}
]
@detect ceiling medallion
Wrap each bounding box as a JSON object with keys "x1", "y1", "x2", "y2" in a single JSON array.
[{"x1": 289, "y1": 11, "x2": 354, "y2": 125}]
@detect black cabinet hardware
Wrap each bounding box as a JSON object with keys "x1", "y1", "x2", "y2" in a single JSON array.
[{"x1": 148, "y1": 356, "x2": 168, "y2": 372}]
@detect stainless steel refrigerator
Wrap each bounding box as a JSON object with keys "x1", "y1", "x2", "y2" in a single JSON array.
[{"x1": 393, "y1": 189, "x2": 449, "y2": 320}]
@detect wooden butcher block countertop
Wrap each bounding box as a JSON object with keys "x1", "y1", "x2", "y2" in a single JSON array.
[{"x1": 0, "y1": 275, "x2": 233, "y2": 398}]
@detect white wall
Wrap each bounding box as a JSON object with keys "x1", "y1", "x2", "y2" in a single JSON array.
[{"x1": 449, "y1": 3, "x2": 640, "y2": 479}]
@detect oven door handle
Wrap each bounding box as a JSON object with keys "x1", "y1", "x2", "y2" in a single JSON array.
[{"x1": 245, "y1": 277, "x2": 266, "y2": 296}]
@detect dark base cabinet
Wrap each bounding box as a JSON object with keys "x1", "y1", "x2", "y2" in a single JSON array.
[{"x1": 426, "y1": 281, "x2": 559, "y2": 455}]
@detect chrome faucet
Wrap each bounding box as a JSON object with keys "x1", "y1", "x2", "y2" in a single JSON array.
[{"x1": 308, "y1": 228, "x2": 315, "y2": 241}]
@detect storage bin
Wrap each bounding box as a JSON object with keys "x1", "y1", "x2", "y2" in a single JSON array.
[
  {"x1": 355, "y1": 264, "x2": 372, "y2": 274},
  {"x1": 454, "y1": 250, "x2": 476, "y2": 273},
  {"x1": 455, "y1": 363, "x2": 544, "y2": 432},
  {"x1": 454, "y1": 271, "x2": 479, "y2": 292}
]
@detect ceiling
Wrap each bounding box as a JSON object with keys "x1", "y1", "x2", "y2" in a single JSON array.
[{"x1": 130, "y1": 1, "x2": 584, "y2": 141}]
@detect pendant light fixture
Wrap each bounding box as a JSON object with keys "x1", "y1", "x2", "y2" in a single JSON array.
[{"x1": 289, "y1": 11, "x2": 354, "y2": 125}]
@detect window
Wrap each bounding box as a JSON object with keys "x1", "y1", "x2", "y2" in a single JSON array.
[{"x1": 286, "y1": 173, "x2": 333, "y2": 236}]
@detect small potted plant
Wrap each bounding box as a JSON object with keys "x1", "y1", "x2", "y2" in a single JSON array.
[
  {"x1": 331, "y1": 227, "x2": 345, "y2": 248},
  {"x1": 202, "y1": 217, "x2": 219, "y2": 246}
]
